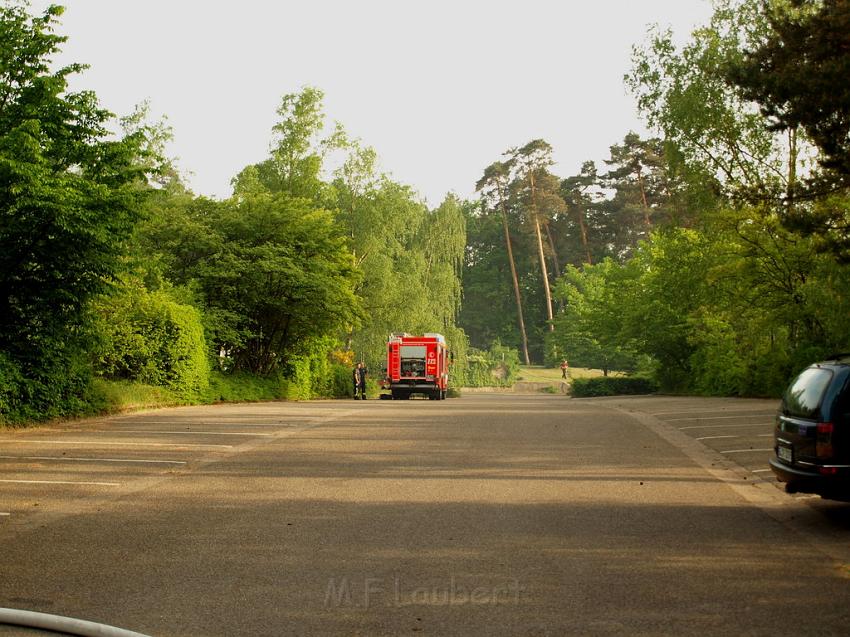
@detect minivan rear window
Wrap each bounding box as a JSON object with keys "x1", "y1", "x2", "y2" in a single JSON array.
[{"x1": 784, "y1": 367, "x2": 833, "y2": 419}]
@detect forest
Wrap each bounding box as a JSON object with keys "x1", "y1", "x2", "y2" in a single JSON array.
[{"x1": 1, "y1": 0, "x2": 848, "y2": 423}]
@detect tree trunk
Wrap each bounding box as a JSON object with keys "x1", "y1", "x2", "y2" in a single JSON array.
[
  {"x1": 787, "y1": 126, "x2": 798, "y2": 212},
  {"x1": 529, "y1": 172, "x2": 555, "y2": 332},
  {"x1": 577, "y1": 210, "x2": 592, "y2": 264},
  {"x1": 543, "y1": 220, "x2": 562, "y2": 278},
  {"x1": 497, "y1": 185, "x2": 531, "y2": 365},
  {"x1": 501, "y1": 208, "x2": 532, "y2": 365},
  {"x1": 636, "y1": 165, "x2": 652, "y2": 229}
]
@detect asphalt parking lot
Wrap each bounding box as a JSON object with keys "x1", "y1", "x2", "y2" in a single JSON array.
[
  {"x1": 0, "y1": 395, "x2": 834, "y2": 533},
  {"x1": 0, "y1": 402, "x2": 343, "y2": 527},
  {"x1": 603, "y1": 395, "x2": 780, "y2": 479},
  {"x1": 1, "y1": 394, "x2": 848, "y2": 636}
]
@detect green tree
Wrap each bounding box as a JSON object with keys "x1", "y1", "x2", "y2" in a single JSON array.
[
  {"x1": 725, "y1": 0, "x2": 850, "y2": 257},
  {"x1": 476, "y1": 161, "x2": 531, "y2": 364},
  {"x1": 195, "y1": 194, "x2": 361, "y2": 375},
  {"x1": 560, "y1": 161, "x2": 599, "y2": 265},
  {"x1": 90, "y1": 280, "x2": 209, "y2": 398},
  {"x1": 458, "y1": 201, "x2": 528, "y2": 353},
  {"x1": 507, "y1": 139, "x2": 565, "y2": 333},
  {"x1": 231, "y1": 86, "x2": 342, "y2": 202},
  {"x1": 729, "y1": 0, "x2": 850, "y2": 180},
  {"x1": 331, "y1": 131, "x2": 468, "y2": 373},
  {"x1": 137, "y1": 191, "x2": 361, "y2": 376},
  {"x1": 0, "y1": 3, "x2": 146, "y2": 419},
  {"x1": 550, "y1": 259, "x2": 639, "y2": 375},
  {"x1": 623, "y1": 229, "x2": 715, "y2": 390},
  {"x1": 627, "y1": 0, "x2": 794, "y2": 201}
]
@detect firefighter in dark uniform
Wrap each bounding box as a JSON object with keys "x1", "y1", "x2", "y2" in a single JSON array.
[{"x1": 353, "y1": 362, "x2": 367, "y2": 399}]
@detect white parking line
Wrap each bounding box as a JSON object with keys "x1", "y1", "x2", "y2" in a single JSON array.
[
  {"x1": 0, "y1": 479, "x2": 120, "y2": 486},
  {"x1": 115, "y1": 419, "x2": 314, "y2": 424},
  {"x1": 114, "y1": 423, "x2": 300, "y2": 429},
  {"x1": 6, "y1": 441, "x2": 232, "y2": 449},
  {"x1": 666, "y1": 414, "x2": 774, "y2": 422},
  {"x1": 695, "y1": 435, "x2": 739, "y2": 441},
  {"x1": 679, "y1": 423, "x2": 772, "y2": 431},
  {"x1": 92, "y1": 430, "x2": 274, "y2": 437},
  {"x1": 651, "y1": 408, "x2": 776, "y2": 416},
  {"x1": 752, "y1": 469, "x2": 772, "y2": 473},
  {"x1": 0, "y1": 455, "x2": 186, "y2": 465},
  {"x1": 720, "y1": 448, "x2": 773, "y2": 454},
  {"x1": 0, "y1": 512, "x2": 10, "y2": 516}
]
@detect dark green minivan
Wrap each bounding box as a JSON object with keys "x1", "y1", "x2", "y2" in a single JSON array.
[{"x1": 770, "y1": 355, "x2": 850, "y2": 500}]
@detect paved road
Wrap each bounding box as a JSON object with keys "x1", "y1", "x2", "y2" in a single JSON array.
[{"x1": 0, "y1": 394, "x2": 848, "y2": 636}]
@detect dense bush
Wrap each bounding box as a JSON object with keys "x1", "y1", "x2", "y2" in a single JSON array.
[
  {"x1": 462, "y1": 342, "x2": 521, "y2": 387},
  {"x1": 570, "y1": 376, "x2": 659, "y2": 397},
  {"x1": 202, "y1": 371, "x2": 287, "y2": 403},
  {"x1": 0, "y1": 352, "x2": 23, "y2": 423},
  {"x1": 91, "y1": 285, "x2": 209, "y2": 399},
  {"x1": 0, "y1": 4, "x2": 147, "y2": 423},
  {"x1": 0, "y1": 348, "x2": 95, "y2": 424}
]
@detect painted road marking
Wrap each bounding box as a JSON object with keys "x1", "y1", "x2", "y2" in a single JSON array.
[
  {"x1": 114, "y1": 418, "x2": 315, "y2": 424},
  {"x1": 5, "y1": 441, "x2": 232, "y2": 449},
  {"x1": 752, "y1": 469, "x2": 772, "y2": 473},
  {"x1": 679, "y1": 423, "x2": 772, "y2": 431},
  {"x1": 90, "y1": 430, "x2": 274, "y2": 437},
  {"x1": 0, "y1": 512, "x2": 10, "y2": 516},
  {"x1": 651, "y1": 408, "x2": 776, "y2": 417},
  {"x1": 695, "y1": 435, "x2": 739, "y2": 441},
  {"x1": 0, "y1": 479, "x2": 120, "y2": 486},
  {"x1": 111, "y1": 422, "x2": 300, "y2": 428},
  {"x1": 0, "y1": 455, "x2": 186, "y2": 465},
  {"x1": 720, "y1": 448, "x2": 773, "y2": 454},
  {"x1": 666, "y1": 414, "x2": 774, "y2": 422}
]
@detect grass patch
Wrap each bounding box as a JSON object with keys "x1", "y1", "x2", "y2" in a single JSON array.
[
  {"x1": 202, "y1": 371, "x2": 286, "y2": 403},
  {"x1": 89, "y1": 379, "x2": 186, "y2": 413},
  {"x1": 516, "y1": 365, "x2": 621, "y2": 383}
]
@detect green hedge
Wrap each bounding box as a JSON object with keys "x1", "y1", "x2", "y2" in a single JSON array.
[
  {"x1": 462, "y1": 342, "x2": 521, "y2": 387},
  {"x1": 91, "y1": 285, "x2": 209, "y2": 399},
  {"x1": 570, "y1": 376, "x2": 659, "y2": 397},
  {"x1": 0, "y1": 347, "x2": 95, "y2": 425}
]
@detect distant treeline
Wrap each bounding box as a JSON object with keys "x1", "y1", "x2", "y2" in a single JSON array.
[
  {"x1": 459, "y1": 0, "x2": 850, "y2": 396},
  {"x1": 0, "y1": 4, "x2": 473, "y2": 423}
]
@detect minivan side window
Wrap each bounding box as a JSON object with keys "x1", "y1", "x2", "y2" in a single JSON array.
[
  {"x1": 784, "y1": 367, "x2": 834, "y2": 419},
  {"x1": 833, "y1": 376, "x2": 850, "y2": 426}
]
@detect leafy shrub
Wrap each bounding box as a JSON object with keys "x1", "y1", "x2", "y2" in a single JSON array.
[
  {"x1": 331, "y1": 363, "x2": 355, "y2": 398},
  {"x1": 462, "y1": 341, "x2": 521, "y2": 387},
  {"x1": 91, "y1": 284, "x2": 209, "y2": 399},
  {"x1": 202, "y1": 371, "x2": 286, "y2": 403},
  {"x1": 0, "y1": 348, "x2": 95, "y2": 424},
  {"x1": 0, "y1": 352, "x2": 23, "y2": 424},
  {"x1": 570, "y1": 376, "x2": 659, "y2": 397},
  {"x1": 278, "y1": 337, "x2": 345, "y2": 399},
  {"x1": 89, "y1": 379, "x2": 183, "y2": 412}
]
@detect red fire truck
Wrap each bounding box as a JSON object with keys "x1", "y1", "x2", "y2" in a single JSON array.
[{"x1": 382, "y1": 333, "x2": 450, "y2": 400}]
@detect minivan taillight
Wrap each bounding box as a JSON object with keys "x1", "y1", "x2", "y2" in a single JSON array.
[{"x1": 816, "y1": 422, "x2": 834, "y2": 459}]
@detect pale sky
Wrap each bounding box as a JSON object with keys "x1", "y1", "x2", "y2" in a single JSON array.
[{"x1": 32, "y1": 0, "x2": 713, "y2": 205}]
